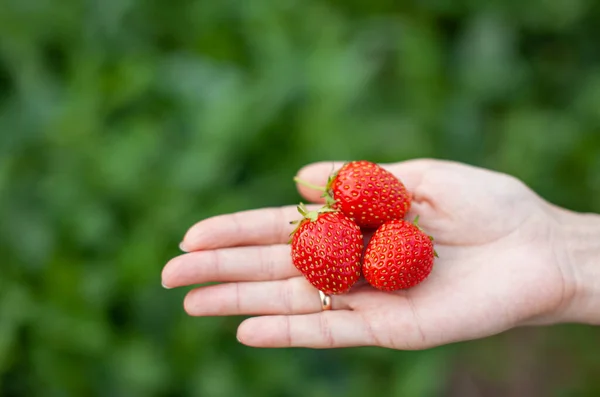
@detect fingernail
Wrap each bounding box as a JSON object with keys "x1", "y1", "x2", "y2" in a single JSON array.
[
  {"x1": 179, "y1": 241, "x2": 188, "y2": 252},
  {"x1": 162, "y1": 282, "x2": 172, "y2": 289}
]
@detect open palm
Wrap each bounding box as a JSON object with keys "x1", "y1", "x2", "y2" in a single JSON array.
[{"x1": 162, "y1": 159, "x2": 574, "y2": 349}]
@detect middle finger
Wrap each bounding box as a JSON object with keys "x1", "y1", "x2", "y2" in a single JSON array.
[{"x1": 162, "y1": 244, "x2": 299, "y2": 288}]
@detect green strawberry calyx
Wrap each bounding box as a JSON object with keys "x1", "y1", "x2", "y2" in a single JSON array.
[
  {"x1": 288, "y1": 202, "x2": 336, "y2": 243},
  {"x1": 293, "y1": 169, "x2": 340, "y2": 209},
  {"x1": 291, "y1": 177, "x2": 326, "y2": 193},
  {"x1": 412, "y1": 215, "x2": 439, "y2": 258}
]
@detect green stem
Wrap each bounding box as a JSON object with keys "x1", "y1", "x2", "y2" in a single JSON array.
[{"x1": 293, "y1": 177, "x2": 326, "y2": 192}]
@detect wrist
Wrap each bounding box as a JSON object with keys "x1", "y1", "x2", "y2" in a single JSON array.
[{"x1": 554, "y1": 209, "x2": 600, "y2": 325}]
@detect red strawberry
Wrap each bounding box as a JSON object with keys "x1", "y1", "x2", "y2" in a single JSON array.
[
  {"x1": 290, "y1": 204, "x2": 363, "y2": 295},
  {"x1": 295, "y1": 161, "x2": 411, "y2": 228},
  {"x1": 362, "y1": 218, "x2": 436, "y2": 291}
]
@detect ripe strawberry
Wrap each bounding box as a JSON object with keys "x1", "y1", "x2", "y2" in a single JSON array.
[
  {"x1": 362, "y1": 218, "x2": 436, "y2": 291},
  {"x1": 295, "y1": 161, "x2": 411, "y2": 228},
  {"x1": 290, "y1": 204, "x2": 363, "y2": 295}
]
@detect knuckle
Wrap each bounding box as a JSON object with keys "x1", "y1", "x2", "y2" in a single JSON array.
[
  {"x1": 319, "y1": 314, "x2": 335, "y2": 347},
  {"x1": 280, "y1": 279, "x2": 295, "y2": 314}
]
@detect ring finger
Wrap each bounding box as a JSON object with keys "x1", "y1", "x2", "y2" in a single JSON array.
[{"x1": 183, "y1": 277, "x2": 357, "y2": 316}]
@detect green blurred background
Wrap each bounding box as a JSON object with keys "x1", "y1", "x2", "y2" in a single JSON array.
[{"x1": 1, "y1": 0, "x2": 599, "y2": 396}]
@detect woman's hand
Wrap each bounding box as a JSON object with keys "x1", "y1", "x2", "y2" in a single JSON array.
[{"x1": 161, "y1": 159, "x2": 587, "y2": 349}]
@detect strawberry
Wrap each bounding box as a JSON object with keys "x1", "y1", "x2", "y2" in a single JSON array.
[
  {"x1": 295, "y1": 161, "x2": 411, "y2": 228},
  {"x1": 290, "y1": 204, "x2": 363, "y2": 295},
  {"x1": 362, "y1": 217, "x2": 436, "y2": 291}
]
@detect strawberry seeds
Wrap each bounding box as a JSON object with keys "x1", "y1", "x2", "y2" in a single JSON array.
[{"x1": 291, "y1": 160, "x2": 436, "y2": 294}]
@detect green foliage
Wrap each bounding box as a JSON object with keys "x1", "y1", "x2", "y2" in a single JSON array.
[{"x1": 1, "y1": 0, "x2": 599, "y2": 395}]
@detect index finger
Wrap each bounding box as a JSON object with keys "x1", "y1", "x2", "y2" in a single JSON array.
[{"x1": 180, "y1": 205, "x2": 320, "y2": 252}]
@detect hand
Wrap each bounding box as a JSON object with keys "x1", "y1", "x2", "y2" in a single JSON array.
[{"x1": 161, "y1": 159, "x2": 579, "y2": 349}]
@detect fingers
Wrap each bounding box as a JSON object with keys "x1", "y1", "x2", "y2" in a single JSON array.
[
  {"x1": 237, "y1": 311, "x2": 374, "y2": 348},
  {"x1": 183, "y1": 277, "x2": 355, "y2": 316},
  {"x1": 295, "y1": 159, "x2": 440, "y2": 203},
  {"x1": 180, "y1": 159, "x2": 440, "y2": 252},
  {"x1": 162, "y1": 244, "x2": 300, "y2": 288},
  {"x1": 234, "y1": 289, "x2": 443, "y2": 349},
  {"x1": 180, "y1": 205, "x2": 319, "y2": 252}
]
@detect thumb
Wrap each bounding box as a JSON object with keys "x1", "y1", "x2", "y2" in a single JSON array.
[
  {"x1": 294, "y1": 161, "x2": 345, "y2": 203},
  {"x1": 294, "y1": 159, "x2": 437, "y2": 203}
]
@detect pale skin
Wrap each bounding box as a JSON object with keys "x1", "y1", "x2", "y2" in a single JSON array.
[{"x1": 161, "y1": 159, "x2": 600, "y2": 349}]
